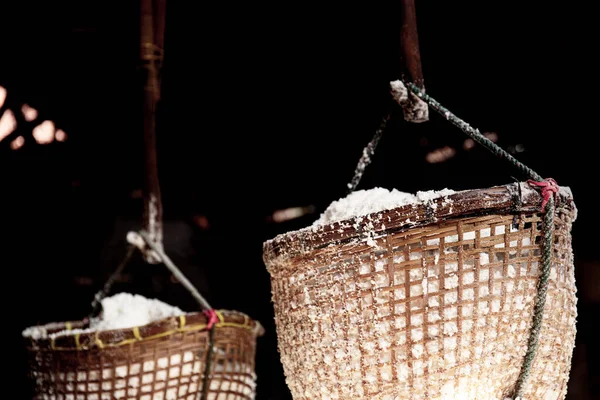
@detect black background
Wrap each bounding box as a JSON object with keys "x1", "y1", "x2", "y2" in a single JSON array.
[{"x1": 1, "y1": 1, "x2": 598, "y2": 398}]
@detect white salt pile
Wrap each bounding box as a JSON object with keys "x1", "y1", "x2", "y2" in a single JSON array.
[
  {"x1": 313, "y1": 187, "x2": 456, "y2": 226},
  {"x1": 88, "y1": 293, "x2": 184, "y2": 333},
  {"x1": 22, "y1": 293, "x2": 185, "y2": 340}
]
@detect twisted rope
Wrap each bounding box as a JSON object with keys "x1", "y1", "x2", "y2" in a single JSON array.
[
  {"x1": 404, "y1": 82, "x2": 543, "y2": 182},
  {"x1": 138, "y1": 230, "x2": 213, "y2": 311},
  {"x1": 512, "y1": 196, "x2": 555, "y2": 399},
  {"x1": 91, "y1": 236, "x2": 217, "y2": 398},
  {"x1": 128, "y1": 231, "x2": 217, "y2": 400},
  {"x1": 88, "y1": 245, "x2": 137, "y2": 321},
  {"x1": 346, "y1": 114, "x2": 390, "y2": 193},
  {"x1": 200, "y1": 326, "x2": 216, "y2": 400},
  {"x1": 402, "y1": 81, "x2": 558, "y2": 399}
]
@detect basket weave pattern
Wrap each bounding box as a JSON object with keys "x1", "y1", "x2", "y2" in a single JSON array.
[
  {"x1": 26, "y1": 311, "x2": 264, "y2": 400},
  {"x1": 264, "y1": 184, "x2": 577, "y2": 400}
]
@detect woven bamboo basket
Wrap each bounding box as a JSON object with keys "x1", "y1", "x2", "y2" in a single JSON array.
[
  {"x1": 263, "y1": 182, "x2": 577, "y2": 400},
  {"x1": 25, "y1": 310, "x2": 264, "y2": 400}
]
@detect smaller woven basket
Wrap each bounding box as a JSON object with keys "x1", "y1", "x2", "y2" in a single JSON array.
[
  {"x1": 25, "y1": 310, "x2": 264, "y2": 400},
  {"x1": 263, "y1": 182, "x2": 577, "y2": 400}
]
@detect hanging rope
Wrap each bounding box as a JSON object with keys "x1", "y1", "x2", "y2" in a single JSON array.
[
  {"x1": 200, "y1": 325, "x2": 216, "y2": 400},
  {"x1": 346, "y1": 115, "x2": 390, "y2": 193},
  {"x1": 512, "y1": 180, "x2": 557, "y2": 399},
  {"x1": 90, "y1": 233, "x2": 217, "y2": 398},
  {"x1": 396, "y1": 80, "x2": 558, "y2": 399},
  {"x1": 403, "y1": 81, "x2": 542, "y2": 182},
  {"x1": 133, "y1": 230, "x2": 217, "y2": 400},
  {"x1": 88, "y1": 245, "x2": 137, "y2": 321},
  {"x1": 135, "y1": 230, "x2": 213, "y2": 310}
]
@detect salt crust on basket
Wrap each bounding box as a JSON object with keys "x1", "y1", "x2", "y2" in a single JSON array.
[{"x1": 263, "y1": 182, "x2": 577, "y2": 400}]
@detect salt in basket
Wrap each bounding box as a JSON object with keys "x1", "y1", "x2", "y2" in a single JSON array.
[
  {"x1": 25, "y1": 310, "x2": 264, "y2": 400},
  {"x1": 262, "y1": 182, "x2": 577, "y2": 400}
]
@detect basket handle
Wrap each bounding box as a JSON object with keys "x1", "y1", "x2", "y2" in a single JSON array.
[
  {"x1": 346, "y1": 1, "x2": 427, "y2": 192},
  {"x1": 132, "y1": 230, "x2": 218, "y2": 400},
  {"x1": 131, "y1": 230, "x2": 213, "y2": 311},
  {"x1": 88, "y1": 245, "x2": 138, "y2": 321},
  {"x1": 88, "y1": 231, "x2": 214, "y2": 321}
]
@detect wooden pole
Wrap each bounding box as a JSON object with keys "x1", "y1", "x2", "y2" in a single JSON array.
[
  {"x1": 140, "y1": 0, "x2": 165, "y2": 263},
  {"x1": 398, "y1": 0, "x2": 428, "y2": 122},
  {"x1": 152, "y1": 0, "x2": 166, "y2": 100},
  {"x1": 399, "y1": 0, "x2": 424, "y2": 88}
]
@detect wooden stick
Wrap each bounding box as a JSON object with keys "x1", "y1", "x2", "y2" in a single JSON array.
[
  {"x1": 398, "y1": 0, "x2": 428, "y2": 122},
  {"x1": 152, "y1": 0, "x2": 166, "y2": 100},
  {"x1": 140, "y1": 0, "x2": 164, "y2": 263},
  {"x1": 152, "y1": 0, "x2": 166, "y2": 50},
  {"x1": 399, "y1": 0, "x2": 424, "y2": 87}
]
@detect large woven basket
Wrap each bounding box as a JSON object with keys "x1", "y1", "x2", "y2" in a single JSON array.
[
  {"x1": 263, "y1": 182, "x2": 577, "y2": 400},
  {"x1": 25, "y1": 310, "x2": 264, "y2": 400}
]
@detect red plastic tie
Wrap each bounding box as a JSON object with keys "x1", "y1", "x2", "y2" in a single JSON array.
[
  {"x1": 527, "y1": 178, "x2": 559, "y2": 211},
  {"x1": 203, "y1": 309, "x2": 219, "y2": 330}
]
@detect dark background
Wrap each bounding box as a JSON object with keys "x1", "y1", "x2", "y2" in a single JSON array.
[{"x1": 1, "y1": 1, "x2": 598, "y2": 398}]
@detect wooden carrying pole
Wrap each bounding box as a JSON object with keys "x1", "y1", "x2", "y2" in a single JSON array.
[
  {"x1": 140, "y1": 0, "x2": 166, "y2": 263},
  {"x1": 398, "y1": 0, "x2": 428, "y2": 122},
  {"x1": 399, "y1": 0, "x2": 424, "y2": 88}
]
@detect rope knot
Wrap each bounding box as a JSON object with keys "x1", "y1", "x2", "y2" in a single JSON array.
[
  {"x1": 527, "y1": 178, "x2": 559, "y2": 211},
  {"x1": 203, "y1": 309, "x2": 219, "y2": 330}
]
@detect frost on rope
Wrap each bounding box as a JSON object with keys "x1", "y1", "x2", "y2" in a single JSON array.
[{"x1": 390, "y1": 79, "x2": 429, "y2": 123}]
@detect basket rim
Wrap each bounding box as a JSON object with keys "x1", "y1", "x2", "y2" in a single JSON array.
[
  {"x1": 25, "y1": 309, "x2": 265, "y2": 351},
  {"x1": 263, "y1": 181, "x2": 576, "y2": 267}
]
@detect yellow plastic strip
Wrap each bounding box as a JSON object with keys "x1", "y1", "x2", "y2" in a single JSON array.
[
  {"x1": 49, "y1": 318, "x2": 256, "y2": 351},
  {"x1": 213, "y1": 310, "x2": 253, "y2": 330},
  {"x1": 216, "y1": 322, "x2": 255, "y2": 331},
  {"x1": 65, "y1": 322, "x2": 72, "y2": 331},
  {"x1": 50, "y1": 345, "x2": 73, "y2": 351},
  {"x1": 95, "y1": 334, "x2": 105, "y2": 349},
  {"x1": 117, "y1": 339, "x2": 138, "y2": 346},
  {"x1": 216, "y1": 311, "x2": 226, "y2": 324},
  {"x1": 178, "y1": 323, "x2": 207, "y2": 333},
  {"x1": 179, "y1": 315, "x2": 186, "y2": 329}
]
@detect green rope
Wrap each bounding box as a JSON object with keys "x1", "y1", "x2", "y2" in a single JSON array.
[
  {"x1": 347, "y1": 114, "x2": 390, "y2": 193},
  {"x1": 403, "y1": 81, "x2": 554, "y2": 399},
  {"x1": 199, "y1": 326, "x2": 216, "y2": 400},
  {"x1": 136, "y1": 231, "x2": 217, "y2": 400},
  {"x1": 88, "y1": 245, "x2": 137, "y2": 321},
  {"x1": 404, "y1": 82, "x2": 543, "y2": 182},
  {"x1": 513, "y1": 197, "x2": 555, "y2": 398}
]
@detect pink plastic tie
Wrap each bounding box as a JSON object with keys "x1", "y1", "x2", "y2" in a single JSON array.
[
  {"x1": 204, "y1": 309, "x2": 219, "y2": 330},
  {"x1": 527, "y1": 178, "x2": 559, "y2": 211}
]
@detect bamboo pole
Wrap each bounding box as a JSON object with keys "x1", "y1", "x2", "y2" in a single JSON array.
[
  {"x1": 152, "y1": 0, "x2": 166, "y2": 100},
  {"x1": 140, "y1": 0, "x2": 165, "y2": 263},
  {"x1": 398, "y1": 0, "x2": 428, "y2": 122}
]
